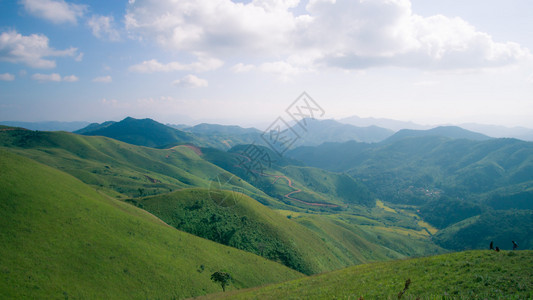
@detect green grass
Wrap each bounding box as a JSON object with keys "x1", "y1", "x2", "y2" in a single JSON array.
[
  {"x1": 0, "y1": 129, "x2": 273, "y2": 201},
  {"x1": 200, "y1": 250, "x2": 533, "y2": 299},
  {"x1": 132, "y1": 188, "x2": 362, "y2": 275},
  {"x1": 0, "y1": 149, "x2": 302, "y2": 299}
]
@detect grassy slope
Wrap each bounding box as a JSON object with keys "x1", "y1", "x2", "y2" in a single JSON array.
[
  {"x1": 133, "y1": 189, "x2": 356, "y2": 275},
  {"x1": 202, "y1": 250, "x2": 533, "y2": 299},
  {"x1": 434, "y1": 210, "x2": 533, "y2": 250},
  {"x1": 0, "y1": 129, "x2": 278, "y2": 203},
  {"x1": 134, "y1": 189, "x2": 444, "y2": 276},
  {"x1": 0, "y1": 150, "x2": 302, "y2": 299}
]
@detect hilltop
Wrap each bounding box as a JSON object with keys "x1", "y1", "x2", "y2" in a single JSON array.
[
  {"x1": 75, "y1": 117, "x2": 195, "y2": 148},
  {"x1": 200, "y1": 250, "x2": 533, "y2": 299}
]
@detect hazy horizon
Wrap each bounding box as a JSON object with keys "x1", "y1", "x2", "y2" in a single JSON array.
[{"x1": 1, "y1": 0, "x2": 532, "y2": 128}]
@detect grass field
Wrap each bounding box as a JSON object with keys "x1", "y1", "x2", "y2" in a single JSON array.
[
  {"x1": 199, "y1": 250, "x2": 533, "y2": 299},
  {"x1": 0, "y1": 149, "x2": 302, "y2": 299}
]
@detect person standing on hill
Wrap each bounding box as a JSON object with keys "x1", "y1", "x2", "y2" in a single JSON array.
[
  {"x1": 512, "y1": 241, "x2": 518, "y2": 250},
  {"x1": 490, "y1": 241, "x2": 494, "y2": 250}
]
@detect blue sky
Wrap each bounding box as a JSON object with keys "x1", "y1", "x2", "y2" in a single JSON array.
[{"x1": 1, "y1": 0, "x2": 532, "y2": 128}]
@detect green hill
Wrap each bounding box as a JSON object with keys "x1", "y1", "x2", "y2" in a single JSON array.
[
  {"x1": 287, "y1": 136, "x2": 533, "y2": 250},
  {"x1": 75, "y1": 117, "x2": 195, "y2": 148},
  {"x1": 0, "y1": 149, "x2": 302, "y2": 299},
  {"x1": 0, "y1": 127, "x2": 270, "y2": 200},
  {"x1": 434, "y1": 210, "x2": 533, "y2": 251},
  {"x1": 201, "y1": 250, "x2": 533, "y2": 299},
  {"x1": 130, "y1": 188, "x2": 427, "y2": 275}
]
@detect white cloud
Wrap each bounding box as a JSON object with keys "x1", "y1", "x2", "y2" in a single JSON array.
[
  {"x1": 88, "y1": 15, "x2": 120, "y2": 41},
  {"x1": 0, "y1": 30, "x2": 78, "y2": 68},
  {"x1": 231, "y1": 63, "x2": 255, "y2": 73},
  {"x1": 63, "y1": 74, "x2": 79, "y2": 82},
  {"x1": 129, "y1": 55, "x2": 223, "y2": 73},
  {"x1": 0, "y1": 73, "x2": 15, "y2": 81},
  {"x1": 92, "y1": 75, "x2": 112, "y2": 83},
  {"x1": 31, "y1": 73, "x2": 62, "y2": 82},
  {"x1": 172, "y1": 74, "x2": 208, "y2": 88},
  {"x1": 125, "y1": 0, "x2": 300, "y2": 55},
  {"x1": 31, "y1": 73, "x2": 78, "y2": 82},
  {"x1": 20, "y1": 0, "x2": 86, "y2": 25},
  {"x1": 125, "y1": 0, "x2": 530, "y2": 72}
]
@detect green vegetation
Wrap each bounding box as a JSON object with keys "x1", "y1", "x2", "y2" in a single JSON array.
[
  {"x1": 0, "y1": 150, "x2": 302, "y2": 299},
  {"x1": 131, "y1": 188, "x2": 377, "y2": 275},
  {"x1": 0, "y1": 128, "x2": 265, "y2": 199},
  {"x1": 435, "y1": 210, "x2": 533, "y2": 251},
  {"x1": 202, "y1": 250, "x2": 533, "y2": 299},
  {"x1": 211, "y1": 272, "x2": 232, "y2": 292},
  {"x1": 288, "y1": 135, "x2": 533, "y2": 250}
]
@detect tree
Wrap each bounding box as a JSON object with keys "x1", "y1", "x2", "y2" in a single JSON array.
[{"x1": 211, "y1": 271, "x2": 231, "y2": 292}]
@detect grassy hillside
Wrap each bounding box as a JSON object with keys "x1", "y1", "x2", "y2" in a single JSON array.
[
  {"x1": 434, "y1": 210, "x2": 533, "y2": 251},
  {"x1": 131, "y1": 189, "x2": 374, "y2": 275},
  {"x1": 201, "y1": 250, "x2": 533, "y2": 299},
  {"x1": 0, "y1": 150, "x2": 302, "y2": 299},
  {"x1": 0, "y1": 128, "x2": 278, "y2": 202}
]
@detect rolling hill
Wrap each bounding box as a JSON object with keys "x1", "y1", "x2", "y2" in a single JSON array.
[
  {"x1": 129, "y1": 188, "x2": 435, "y2": 275},
  {"x1": 201, "y1": 250, "x2": 533, "y2": 299},
  {"x1": 0, "y1": 149, "x2": 302, "y2": 298}
]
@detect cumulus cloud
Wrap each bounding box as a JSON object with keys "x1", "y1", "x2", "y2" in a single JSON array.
[
  {"x1": 129, "y1": 55, "x2": 223, "y2": 73},
  {"x1": 0, "y1": 73, "x2": 15, "y2": 81},
  {"x1": 92, "y1": 75, "x2": 112, "y2": 83},
  {"x1": 20, "y1": 0, "x2": 86, "y2": 24},
  {"x1": 31, "y1": 73, "x2": 78, "y2": 82},
  {"x1": 88, "y1": 15, "x2": 120, "y2": 41},
  {"x1": 0, "y1": 30, "x2": 78, "y2": 68},
  {"x1": 172, "y1": 74, "x2": 208, "y2": 88},
  {"x1": 125, "y1": 0, "x2": 301, "y2": 55},
  {"x1": 125, "y1": 0, "x2": 530, "y2": 72}
]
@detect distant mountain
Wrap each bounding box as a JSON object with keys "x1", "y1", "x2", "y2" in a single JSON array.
[
  {"x1": 0, "y1": 121, "x2": 90, "y2": 132},
  {"x1": 186, "y1": 123, "x2": 261, "y2": 135},
  {"x1": 339, "y1": 115, "x2": 430, "y2": 131},
  {"x1": 339, "y1": 115, "x2": 533, "y2": 141},
  {"x1": 288, "y1": 118, "x2": 394, "y2": 146},
  {"x1": 384, "y1": 126, "x2": 491, "y2": 143},
  {"x1": 74, "y1": 120, "x2": 116, "y2": 134},
  {"x1": 181, "y1": 123, "x2": 263, "y2": 149},
  {"x1": 75, "y1": 117, "x2": 194, "y2": 148},
  {"x1": 459, "y1": 123, "x2": 533, "y2": 141}
]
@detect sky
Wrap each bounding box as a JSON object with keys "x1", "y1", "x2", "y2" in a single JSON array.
[{"x1": 1, "y1": 0, "x2": 532, "y2": 128}]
